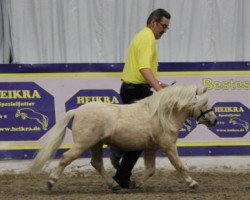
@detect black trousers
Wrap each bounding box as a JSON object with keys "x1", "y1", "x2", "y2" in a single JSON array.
[{"x1": 114, "y1": 82, "x2": 153, "y2": 182}]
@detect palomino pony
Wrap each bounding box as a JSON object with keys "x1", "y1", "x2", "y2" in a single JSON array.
[{"x1": 31, "y1": 84, "x2": 217, "y2": 190}]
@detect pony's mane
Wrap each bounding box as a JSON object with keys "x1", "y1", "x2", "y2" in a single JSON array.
[{"x1": 140, "y1": 84, "x2": 197, "y2": 132}]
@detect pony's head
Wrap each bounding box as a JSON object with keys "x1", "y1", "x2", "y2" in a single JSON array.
[
  {"x1": 191, "y1": 86, "x2": 217, "y2": 127},
  {"x1": 146, "y1": 84, "x2": 216, "y2": 132},
  {"x1": 145, "y1": 84, "x2": 217, "y2": 133}
]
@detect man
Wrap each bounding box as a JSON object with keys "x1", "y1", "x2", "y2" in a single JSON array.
[{"x1": 111, "y1": 8, "x2": 171, "y2": 189}]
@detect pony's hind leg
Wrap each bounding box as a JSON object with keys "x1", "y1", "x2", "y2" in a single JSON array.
[
  {"x1": 136, "y1": 150, "x2": 156, "y2": 187},
  {"x1": 90, "y1": 143, "x2": 118, "y2": 189},
  {"x1": 164, "y1": 145, "x2": 198, "y2": 189},
  {"x1": 47, "y1": 144, "x2": 85, "y2": 190}
]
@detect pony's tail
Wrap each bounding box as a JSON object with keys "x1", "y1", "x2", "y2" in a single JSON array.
[{"x1": 31, "y1": 109, "x2": 76, "y2": 173}]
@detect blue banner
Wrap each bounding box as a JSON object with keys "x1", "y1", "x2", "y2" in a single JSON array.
[
  {"x1": 0, "y1": 82, "x2": 55, "y2": 141},
  {"x1": 0, "y1": 62, "x2": 250, "y2": 159}
]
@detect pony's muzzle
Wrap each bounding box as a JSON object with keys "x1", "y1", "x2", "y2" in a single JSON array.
[
  {"x1": 208, "y1": 118, "x2": 217, "y2": 127},
  {"x1": 213, "y1": 118, "x2": 218, "y2": 126}
]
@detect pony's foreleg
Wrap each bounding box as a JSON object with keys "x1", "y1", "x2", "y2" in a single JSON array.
[
  {"x1": 47, "y1": 144, "x2": 85, "y2": 190},
  {"x1": 90, "y1": 144, "x2": 119, "y2": 189},
  {"x1": 164, "y1": 145, "x2": 198, "y2": 189},
  {"x1": 136, "y1": 150, "x2": 156, "y2": 187}
]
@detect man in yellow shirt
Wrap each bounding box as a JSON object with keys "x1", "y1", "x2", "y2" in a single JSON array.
[{"x1": 111, "y1": 8, "x2": 171, "y2": 189}]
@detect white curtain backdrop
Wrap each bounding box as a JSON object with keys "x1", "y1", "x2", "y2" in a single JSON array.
[
  {"x1": 0, "y1": 0, "x2": 250, "y2": 64},
  {"x1": 0, "y1": 0, "x2": 11, "y2": 63}
]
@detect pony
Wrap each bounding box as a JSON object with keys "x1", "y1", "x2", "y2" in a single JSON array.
[{"x1": 31, "y1": 84, "x2": 217, "y2": 191}]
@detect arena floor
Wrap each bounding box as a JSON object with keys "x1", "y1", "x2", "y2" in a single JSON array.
[
  {"x1": 1, "y1": 157, "x2": 250, "y2": 200},
  {"x1": 1, "y1": 170, "x2": 250, "y2": 200}
]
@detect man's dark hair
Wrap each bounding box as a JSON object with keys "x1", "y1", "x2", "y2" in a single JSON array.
[{"x1": 147, "y1": 9, "x2": 171, "y2": 25}]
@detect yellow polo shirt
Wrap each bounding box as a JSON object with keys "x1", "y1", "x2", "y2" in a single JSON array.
[{"x1": 121, "y1": 27, "x2": 158, "y2": 84}]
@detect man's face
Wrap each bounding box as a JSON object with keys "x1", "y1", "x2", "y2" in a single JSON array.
[{"x1": 152, "y1": 17, "x2": 170, "y2": 40}]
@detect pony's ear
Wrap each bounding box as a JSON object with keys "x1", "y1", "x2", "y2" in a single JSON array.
[
  {"x1": 196, "y1": 86, "x2": 207, "y2": 95},
  {"x1": 195, "y1": 91, "x2": 209, "y2": 107},
  {"x1": 202, "y1": 86, "x2": 208, "y2": 94}
]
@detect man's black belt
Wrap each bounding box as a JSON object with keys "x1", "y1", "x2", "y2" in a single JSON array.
[{"x1": 122, "y1": 82, "x2": 151, "y2": 88}]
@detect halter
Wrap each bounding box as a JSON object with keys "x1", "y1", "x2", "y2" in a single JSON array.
[
  {"x1": 193, "y1": 88, "x2": 213, "y2": 122},
  {"x1": 196, "y1": 108, "x2": 214, "y2": 121},
  {"x1": 185, "y1": 108, "x2": 213, "y2": 131}
]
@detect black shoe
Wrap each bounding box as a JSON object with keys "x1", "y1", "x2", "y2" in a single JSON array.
[
  {"x1": 113, "y1": 176, "x2": 129, "y2": 188},
  {"x1": 113, "y1": 176, "x2": 136, "y2": 189}
]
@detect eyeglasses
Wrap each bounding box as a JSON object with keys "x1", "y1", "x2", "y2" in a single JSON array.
[{"x1": 158, "y1": 22, "x2": 169, "y2": 30}]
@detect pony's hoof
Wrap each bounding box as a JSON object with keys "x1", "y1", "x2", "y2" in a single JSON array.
[
  {"x1": 112, "y1": 182, "x2": 124, "y2": 192},
  {"x1": 129, "y1": 180, "x2": 140, "y2": 189},
  {"x1": 189, "y1": 180, "x2": 198, "y2": 189},
  {"x1": 47, "y1": 181, "x2": 54, "y2": 191},
  {"x1": 111, "y1": 181, "x2": 121, "y2": 191},
  {"x1": 112, "y1": 185, "x2": 122, "y2": 192}
]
